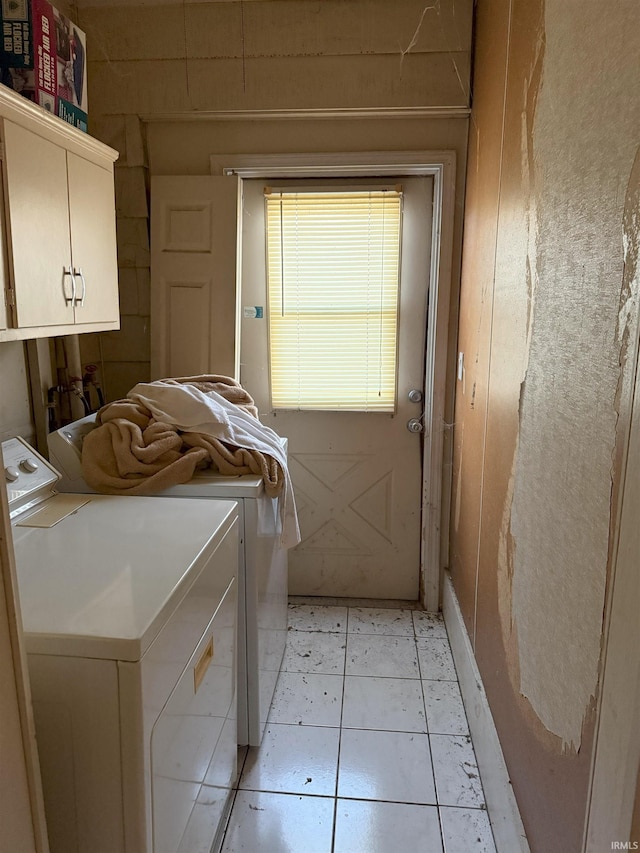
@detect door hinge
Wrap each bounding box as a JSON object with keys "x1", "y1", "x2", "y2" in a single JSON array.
[
  {"x1": 6, "y1": 288, "x2": 15, "y2": 307},
  {"x1": 0, "y1": 142, "x2": 5, "y2": 161}
]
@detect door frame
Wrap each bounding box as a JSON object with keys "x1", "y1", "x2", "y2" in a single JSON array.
[
  {"x1": 583, "y1": 290, "x2": 640, "y2": 849},
  {"x1": 214, "y1": 151, "x2": 456, "y2": 611}
]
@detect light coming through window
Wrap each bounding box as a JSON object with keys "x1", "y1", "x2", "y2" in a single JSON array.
[{"x1": 265, "y1": 188, "x2": 403, "y2": 412}]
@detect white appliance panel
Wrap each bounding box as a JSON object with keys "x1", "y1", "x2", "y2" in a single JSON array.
[
  {"x1": 243, "y1": 497, "x2": 289, "y2": 739},
  {"x1": 12, "y1": 495, "x2": 237, "y2": 660},
  {"x1": 28, "y1": 654, "x2": 124, "y2": 853},
  {"x1": 150, "y1": 579, "x2": 236, "y2": 853},
  {"x1": 3, "y1": 434, "x2": 58, "y2": 513},
  {"x1": 5, "y1": 438, "x2": 241, "y2": 853},
  {"x1": 48, "y1": 416, "x2": 289, "y2": 746}
]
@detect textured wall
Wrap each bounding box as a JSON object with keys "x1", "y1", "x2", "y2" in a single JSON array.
[
  {"x1": 0, "y1": 343, "x2": 34, "y2": 442},
  {"x1": 72, "y1": 0, "x2": 472, "y2": 400},
  {"x1": 79, "y1": 0, "x2": 470, "y2": 114},
  {"x1": 450, "y1": 0, "x2": 640, "y2": 851}
]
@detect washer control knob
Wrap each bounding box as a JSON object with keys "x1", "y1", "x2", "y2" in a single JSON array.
[
  {"x1": 20, "y1": 457, "x2": 39, "y2": 473},
  {"x1": 5, "y1": 466, "x2": 20, "y2": 482}
]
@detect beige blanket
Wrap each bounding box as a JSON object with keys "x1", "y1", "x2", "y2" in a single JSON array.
[{"x1": 81, "y1": 375, "x2": 283, "y2": 497}]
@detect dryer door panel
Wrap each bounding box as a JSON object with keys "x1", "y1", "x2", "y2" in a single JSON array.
[{"x1": 150, "y1": 577, "x2": 237, "y2": 853}]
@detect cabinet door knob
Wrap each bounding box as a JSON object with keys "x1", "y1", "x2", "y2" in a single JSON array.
[
  {"x1": 73, "y1": 268, "x2": 86, "y2": 307},
  {"x1": 63, "y1": 268, "x2": 76, "y2": 305}
]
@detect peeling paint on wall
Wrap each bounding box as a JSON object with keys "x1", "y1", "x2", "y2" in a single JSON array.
[
  {"x1": 493, "y1": 7, "x2": 545, "y2": 676},
  {"x1": 617, "y1": 146, "x2": 640, "y2": 415},
  {"x1": 509, "y1": 0, "x2": 640, "y2": 750}
]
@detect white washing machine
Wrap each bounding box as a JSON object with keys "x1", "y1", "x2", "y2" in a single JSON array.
[
  {"x1": 48, "y1": 414, "x2": 288, "y2": 747},
  {"x1": 4, "y1": 436, "x2": 240, "y2": 853}
]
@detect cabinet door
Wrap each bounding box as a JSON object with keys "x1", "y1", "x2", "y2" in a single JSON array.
[
  {"x1": 2, "y1": 120, "x2": 73, "y2": 328},
  {"x1": 67, "y1": 151, "x2": 119, "y2": 325}
]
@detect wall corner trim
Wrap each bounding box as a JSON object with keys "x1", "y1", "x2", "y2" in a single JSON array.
[{"x1": 443, "y1": 572, "x2": 530, "y2": 853}]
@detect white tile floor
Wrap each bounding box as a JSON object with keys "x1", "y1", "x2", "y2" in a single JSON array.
[{"x1": 220, "y1": 604, "x2": 497, "y2": 853}]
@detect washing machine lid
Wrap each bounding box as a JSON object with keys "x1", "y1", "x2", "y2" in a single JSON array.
[{"x1": 11, "y1": 494, "x2": 238, "y2": 661}]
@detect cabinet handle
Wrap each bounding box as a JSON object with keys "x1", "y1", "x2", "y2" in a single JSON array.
[
  {"x1": 73, "y1": 268, "x2": 86, "y2": 307},
  {"x1": 63, "y1": 267, "x2": 76, "y2": 306},
  {"x1": 194, "y1": 637, "x2": 214, "y2": 693}
]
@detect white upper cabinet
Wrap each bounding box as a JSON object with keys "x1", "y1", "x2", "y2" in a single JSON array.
[
  {"x1": 0, "y1": 85, "x2": 119, "y2": 340},
  {"x1": 66, "y1": 150, "x2": 119, "y2": 326}
]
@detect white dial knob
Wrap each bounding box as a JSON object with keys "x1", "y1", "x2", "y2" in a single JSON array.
[
  {"x1": 5, "y1": 466, "x2": 19, "y2": 482},
  {"x1": 20, "y1": 457, "x2": 39, "y2": 473}
]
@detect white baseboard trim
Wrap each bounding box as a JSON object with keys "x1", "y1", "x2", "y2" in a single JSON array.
[{"x1": 442, "y1": 572, "x2": 530, "y2": 853}]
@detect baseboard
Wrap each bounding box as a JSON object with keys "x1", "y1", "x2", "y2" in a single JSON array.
[
  {"x1": 443, "y1": 572, "x2": 530, "y2": 853},
  {"x1": 288, "y1": 595, "x2": 421, "y2": 609}
]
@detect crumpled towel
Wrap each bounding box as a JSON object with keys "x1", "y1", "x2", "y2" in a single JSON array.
[
  {"x1": 81, "y1": 416, "x2": 210, "y2": 495},
  {"x1": 81, "y1": 375, "x2": 300, "y2": 548}
]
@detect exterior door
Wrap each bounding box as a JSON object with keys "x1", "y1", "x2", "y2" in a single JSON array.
[{"x1": 240, "y1": 177, "x2": 433, "y2": 600}]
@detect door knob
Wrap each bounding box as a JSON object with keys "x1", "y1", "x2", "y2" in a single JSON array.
[
  {"x1": 407, "y1": 418, "x2": 424, "y2": 433},
  {"x1": 408, "y1": 389, "x2": 423, "y2": 403}
]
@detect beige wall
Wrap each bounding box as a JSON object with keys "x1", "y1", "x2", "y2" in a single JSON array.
[
  {"x1": 450, "y1": 0, "x2": 640, "y2": 851},
  {"x1": 71, "y1": 0, "x2": 472, "y2": 400},
  {"x1": 0, "y1": 342, "x2": 34, "y2": 441}
]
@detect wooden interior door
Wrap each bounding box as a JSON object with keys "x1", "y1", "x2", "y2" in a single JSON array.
[{"x1": 150, "y1": 176, "x2": 239, "y2": 380}]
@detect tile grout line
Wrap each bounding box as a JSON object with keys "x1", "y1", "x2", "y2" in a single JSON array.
[
  {"x1": 414, "y1": 614, "x2": 448, "y2": 851},
  {"x1": 330, "y1": 605, "x2": 350, "y2": 852}
]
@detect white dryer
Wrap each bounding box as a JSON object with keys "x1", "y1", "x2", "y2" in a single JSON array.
[
  {"x1": 48, "y1": 414, "x2": 288, "y2": 747},
  {"x1": 4, "y1": 436, "x2": 240, "y2": 853}
]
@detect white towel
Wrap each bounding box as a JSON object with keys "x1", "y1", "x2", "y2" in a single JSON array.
[{"x1": 128, "y1": 381, "x2": 301, "y2": 548}]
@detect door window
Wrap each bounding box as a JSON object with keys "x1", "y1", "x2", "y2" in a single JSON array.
[{"x1": 265, "y1": 188, "x2": 403, "y2": 412}]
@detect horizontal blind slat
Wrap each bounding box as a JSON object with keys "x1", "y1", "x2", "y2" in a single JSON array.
[{"x1": 266, "y1": 190, "x2": 401, "y2": 412}]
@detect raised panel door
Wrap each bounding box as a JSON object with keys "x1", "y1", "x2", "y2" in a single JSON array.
[{"x1": 151, "y1": 176, "x2": 239, "y2": 379}]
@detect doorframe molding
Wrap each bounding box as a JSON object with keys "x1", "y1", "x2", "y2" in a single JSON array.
[
  {"x1": 583, "y1": 292, "x2": 640, "y2": 850},
  {"x1": 216, "y1": 150, "x2": 456, "y2": 611}
]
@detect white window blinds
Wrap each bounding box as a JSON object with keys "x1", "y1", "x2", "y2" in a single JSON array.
[{"x1": 265, "y1": 189, "x2": 402, "y2": 411}]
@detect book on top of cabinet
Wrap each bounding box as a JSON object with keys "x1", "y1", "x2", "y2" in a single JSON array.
[{"x1": 0, "y1": 0, "x2": 87, "y2": 132}]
